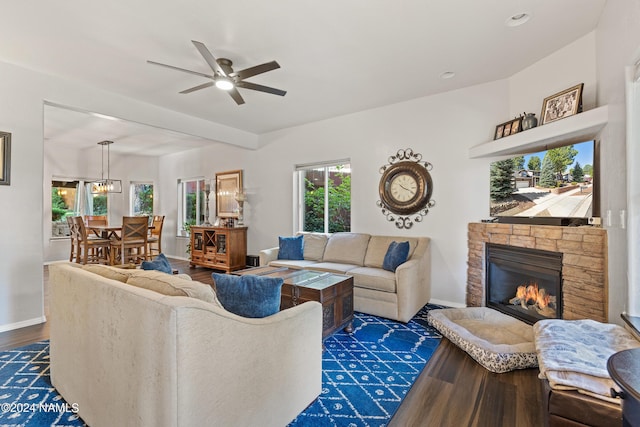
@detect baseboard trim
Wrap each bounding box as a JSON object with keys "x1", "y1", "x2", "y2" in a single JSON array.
[
  {"x1": 429, "y1": 299, "x2": 466, "y2": 308},
  {"x1": 0, "y1": 316, "x2": 47, "y2": 334}
]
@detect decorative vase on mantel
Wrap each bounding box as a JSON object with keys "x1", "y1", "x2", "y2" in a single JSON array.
[{"x1": 522, "y1": 112, "x2": 538, "y2": 130}]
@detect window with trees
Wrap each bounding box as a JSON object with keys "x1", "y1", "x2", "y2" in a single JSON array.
[
  {"x1": 295, "y1": 160, "x2": 351, "y2": 233},
  {"x1": 51, "y1": 179, "x2": 108, "y2": 237},
  {"x1": 178, "y1": 178, "x2": 206, "y2": 236},
  {"x1": 130, "y1": 182, "x2": 154, "y2": 217}
]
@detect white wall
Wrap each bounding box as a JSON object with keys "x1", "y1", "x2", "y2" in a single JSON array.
[{"x1": 509, "y1": 32, "x2": 597, "y2": 119}]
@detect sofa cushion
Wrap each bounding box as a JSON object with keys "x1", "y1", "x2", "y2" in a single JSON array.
[
  {"x1": 278, "y1": 235, "x2": 304, "y2": 260},
  {"x1": 82, "y1": 264, "x2": 133, "y2": 283},
  {"x1": 304, "y1": 262, "x2": 360, "y2": 274},
  {"x1": 141, "y1": 253, "x2": 173, "y2": 274},
  {"x1": 348, "y1": 267, "x2": 397, "y2": 293},
  {"x1": 212, "y1": 273, "x2": 283, "y2": 318},
  {"x1": 297, "y1": 232, "x2": 329, "y2": 261},
  {"x1": 322, "y1": 233, "x2": 371, "y2": 266},
  {"x1": 382, "y1": 241, "x2": 410, "y2": 272},
  {"x1": 126, "y1": 270, "x2": 219, "y2": 305},
  {"x1": 364, "y1": 236, "x2": 418, "y2": 268}
]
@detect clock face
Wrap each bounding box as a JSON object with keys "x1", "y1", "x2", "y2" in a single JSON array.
[
  {"x1": 390, "y1": 173, "x2": 418, "y2": 202},
  {"x1": 379, "y1": 161, "x2": 433, "y2": 215}
]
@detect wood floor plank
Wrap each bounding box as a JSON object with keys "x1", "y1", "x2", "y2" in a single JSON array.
[{"x1": 0, "y1": 260, "x2": 544, "y2": 427}]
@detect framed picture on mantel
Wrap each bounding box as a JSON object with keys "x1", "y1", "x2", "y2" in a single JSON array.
[
  {"x1": 540, "y1": 83, "x2": 583, "y2": 125},
  {"x1": 494, "y1": 117, "x2": 522, "y2": 140}
]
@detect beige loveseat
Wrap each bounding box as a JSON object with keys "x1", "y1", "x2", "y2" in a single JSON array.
[
  {"x1": 259, "y1": 232, "x2": 431, "y2": 323},
  {"x1": 48, "y1": 262, "x2": 322, "y2": 427}
]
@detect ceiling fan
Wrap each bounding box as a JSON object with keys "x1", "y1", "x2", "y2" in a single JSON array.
[{"x1": 148, "y1": 40, "x2": 286, "y2": 105}]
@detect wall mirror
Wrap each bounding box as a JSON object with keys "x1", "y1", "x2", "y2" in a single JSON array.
[{"x1": 216, "y1": 169, "x2": 242, "y2": 218}]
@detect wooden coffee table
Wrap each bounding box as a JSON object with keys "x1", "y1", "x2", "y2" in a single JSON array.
[{"x1": 234, "y1": 266, "x2": 354, "y2": 339}]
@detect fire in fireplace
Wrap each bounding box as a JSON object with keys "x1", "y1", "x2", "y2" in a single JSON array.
[
  {"x1": 485, "y1": 243, "x2": 563, "y2": 324},
  {"x1": 508, "y1": 282, "x2": 557, "y2": 318}
]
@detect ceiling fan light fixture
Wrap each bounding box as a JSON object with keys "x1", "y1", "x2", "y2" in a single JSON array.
[{"x1": 215, "y1": 78, "x2": 235, "y2": 91}]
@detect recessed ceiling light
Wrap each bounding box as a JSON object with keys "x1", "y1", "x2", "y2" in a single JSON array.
[
  {"x1": 506, "y1": 12, "x2": 530, "y2": 27},
  {"x1": 440, "y1": 71, "x2": 456, "y2": 80}
]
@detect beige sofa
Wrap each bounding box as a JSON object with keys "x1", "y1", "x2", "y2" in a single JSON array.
[
  {"x1": 259, "y1": 232, "x2": 431, "y2": 323},
  {"x1": 48, "y1": 262, "x2": 322, "y2": 427}
]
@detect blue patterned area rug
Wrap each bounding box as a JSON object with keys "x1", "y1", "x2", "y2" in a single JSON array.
[
  {"x1": 289, "y1": 304, "x2": 444, "y2": 427},
  {"x1": 0, "y1": 341, "x2": 85, "y2": 427},
  {"x1": 0, "y1": 304, "x2": 443, "y2": 427}
]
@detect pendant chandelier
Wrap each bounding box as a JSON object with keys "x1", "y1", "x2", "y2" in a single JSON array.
[{"x1": 90, "y1": 140, "x2": 122, "y2": 194}]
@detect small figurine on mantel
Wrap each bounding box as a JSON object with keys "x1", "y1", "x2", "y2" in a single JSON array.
[{"x1": 522, "y1": 112, "x2": 538, "y2": 130}]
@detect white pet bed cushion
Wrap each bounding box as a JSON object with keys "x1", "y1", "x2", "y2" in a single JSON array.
[{"x1": 427, "y1": 307, "x2": 537, "y2": 373}]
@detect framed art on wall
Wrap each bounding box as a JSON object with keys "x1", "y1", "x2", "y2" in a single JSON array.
[
  {"x1": 540, "y1": 83, "x2": 583, "y2": 125},
  {"x1": 216, "y1": 170, "x2": 243, "y2": 218},
  {"x1": 0, "y1": 131, "x2": 11, "y2": 185}
]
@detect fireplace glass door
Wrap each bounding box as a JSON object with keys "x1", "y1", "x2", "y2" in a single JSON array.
[{"x1": 486, "y1": 243, "x2": 563, "y2": 324}]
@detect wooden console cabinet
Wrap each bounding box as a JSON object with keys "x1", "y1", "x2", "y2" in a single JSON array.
[{"x1": 189, "y1": 226, "x2": 247, "y2": 272}]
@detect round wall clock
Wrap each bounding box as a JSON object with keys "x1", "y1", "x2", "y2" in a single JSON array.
[{"x1": 377, "y1": 149, "x2": 435, "y2": 229}]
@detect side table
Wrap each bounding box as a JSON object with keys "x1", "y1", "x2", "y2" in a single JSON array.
[{"x1": 608, "y1": 347, "x2": 640, "y2": 427}]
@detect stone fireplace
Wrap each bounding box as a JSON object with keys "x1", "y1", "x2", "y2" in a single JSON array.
[{"x1": 467, "y1": 223, "x2": 608, "y2": 322}]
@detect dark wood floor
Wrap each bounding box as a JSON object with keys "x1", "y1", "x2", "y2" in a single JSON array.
[{"x1": 0, "y1": 259, "x2": 543, "y2": 426}]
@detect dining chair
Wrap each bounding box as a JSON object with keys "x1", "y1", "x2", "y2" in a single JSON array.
[
  {"x1": 147, "y1": 215, "x2": 165, "y2": 257},
  {"x1": 110, "y1": 216, "x2": 149, "y2": 265},
  {"x1": 85, "y1": 215, "x2": 108, "y2": 226},
  {"x1": 66, "y1": 216, "x2": 79, "y2": 262},
  {"x1": 73, "y1": 216, "x2": 111, "y2": 265}
]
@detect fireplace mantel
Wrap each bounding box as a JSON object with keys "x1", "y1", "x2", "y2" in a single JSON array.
[
  {"x1": 468, "y1": 105, "x2": 608, "y2": 159},
  {"x1": 467, "y1": 222, "x2": 608, "y2": 322}
]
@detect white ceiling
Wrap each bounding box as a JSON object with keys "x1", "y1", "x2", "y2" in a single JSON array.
[{"x1": 2, "y1": 0, "x2": 606, "y2": 155}]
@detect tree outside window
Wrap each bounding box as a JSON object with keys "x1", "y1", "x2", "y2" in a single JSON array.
[
  {"x1": 178, "y1": 178, "x2": 206, "y2": 235},
  {"x1": 298, "y1": 162, "x2": 351, "y2": 233},
  {"x1": 131, "y1": 182, "x2": 153, "y2": 216},
  {"x1": 51, "y1": 179, "x2": 109, "y2": 236}
]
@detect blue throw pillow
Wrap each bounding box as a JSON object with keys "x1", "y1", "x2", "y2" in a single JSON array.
[
  {"x1": 277, "y1": 235, "x2": 304, "y2": 260},
  {"x1": 382, "y1": 241, "x2": 410, "y2": 272},
  {"x1": 141, "y1": 253, "x2": 172, "y2": 274},
  {"x1": 212, "y1": 273, "x2": 283, "y2": 318}
]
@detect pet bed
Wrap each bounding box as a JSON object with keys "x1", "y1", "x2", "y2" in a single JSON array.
[{"x1": 427, "y1": 307, "x2": 537, "y2": 373}]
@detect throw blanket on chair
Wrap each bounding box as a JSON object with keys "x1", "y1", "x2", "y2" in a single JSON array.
[{"x1": 534, "y1": 319, "x2": 640, "y2": 403}]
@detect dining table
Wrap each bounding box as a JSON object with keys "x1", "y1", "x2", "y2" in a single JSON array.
[
  {"x1": 87, "y1": 224, "x2": 153, "y2": 240},
  {"x1": 87, "y1": 224, "x2": 124, "y2": 240}
]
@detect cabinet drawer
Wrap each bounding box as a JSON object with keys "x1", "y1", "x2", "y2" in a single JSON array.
[{"x1": 213, "y1": 259, "x2": 229, "y2": 267}]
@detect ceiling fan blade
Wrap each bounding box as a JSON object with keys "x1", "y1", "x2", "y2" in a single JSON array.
[
  {"x1": 180, "y1": 81, "x2": 214, "y2": 94},
  {"x1": 147, "y1": 60, "x2": 214, "y2": 79},
  {"x1": 228, "y1": 87, "x2": 245, "y2": 105},
  {"x1": 236, "y1": 81, "x2": 286, "y2": 96},
  {"x1": 234, "y1": 61, "x2": 280, "y2": 80},
  {"x1": 191, "y1": 40, "x2": 226, "y2": 76}
]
